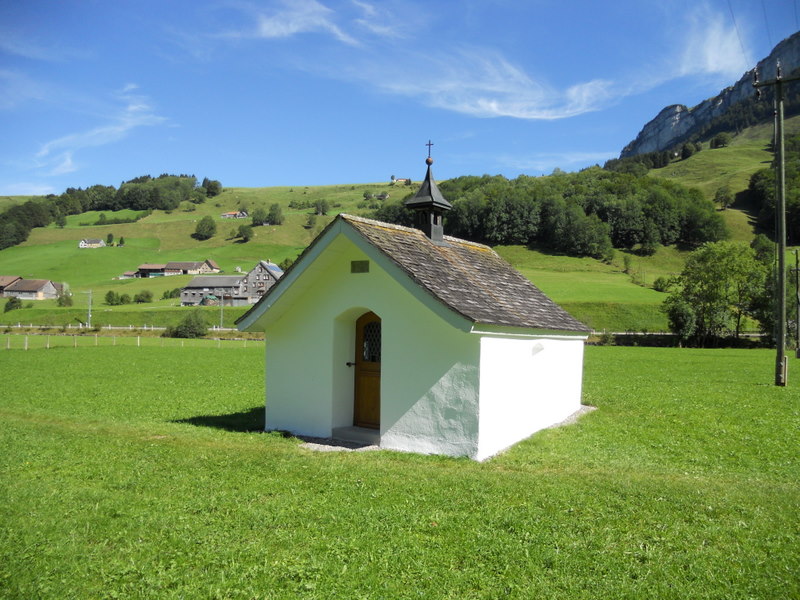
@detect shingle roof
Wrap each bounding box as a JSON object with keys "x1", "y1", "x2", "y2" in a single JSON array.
[
  {"x1": 0, "y1": 275, "x2": 21, "y2": 288},
  {"x1": 138, "y1": 264, "x2": 166, "y2": 270},
  {"x1": 6, "y1": 279, "x2": 52, "y2": 292},
  {"x1": 165, "y1": 261, "x2": 204, "y2": 270},
  {"x1": 341, "y1": 215, "x2": 588, "y2": 332},
  {"x1": 184, "y1": 275, "x2": 243, "y2": 289}
]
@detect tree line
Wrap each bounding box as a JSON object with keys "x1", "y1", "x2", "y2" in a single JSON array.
[
  {"x1": 0, "y1": 174, "x2": 222, "y2": 251},
  {"x1": 375, "y1": 167, "x2": 727, "y2": 260}
]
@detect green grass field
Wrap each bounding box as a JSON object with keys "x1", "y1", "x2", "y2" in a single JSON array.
[{"x1": 0, "y1": 345, "x2": 797, "y2": 598}]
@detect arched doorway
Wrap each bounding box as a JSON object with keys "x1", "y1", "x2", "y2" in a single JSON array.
[{"x1": 354, "y1": 311, "x2": 381, "y2": 429}]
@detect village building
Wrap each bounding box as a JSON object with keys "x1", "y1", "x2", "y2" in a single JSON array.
[
  {"x1": 79, "y1": 238, "x2": 106, "y2": 249},
  {"x1": 4, "y1": 279, "x2": 60, "y2": 300},
  {"x1": 220, "y1": 210, "x2": 248, "y2": 219},
  {"x1": 240, "y1": 260, "x2": 284, "y2": 301},
  {"x1": 180, "y1": 275, "x2": 245, "y2": 306},
  {"x1": 164, "y1": 260, "x2": 221, "y2": 275},
  {"x1": 181, "y1": 261, "x2": 283, "y2": 306},
  {"x1": 136, "y1": 264, "x2": 167, "y2": 278},
  {"x1": 237, "y1": 155, "x2": 589, "y2": 460}
]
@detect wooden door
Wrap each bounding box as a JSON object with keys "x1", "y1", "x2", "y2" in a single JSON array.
[{"x1": 354, "y1": 312, "x2": 381, "y2": 429}]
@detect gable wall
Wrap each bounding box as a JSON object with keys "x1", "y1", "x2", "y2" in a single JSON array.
[
  {"x1": 476, "y1": 335, "x2": 585, "y2": 460},
  {"x1": 262, "y1": 235, "x2": 481, "y2": 456}
]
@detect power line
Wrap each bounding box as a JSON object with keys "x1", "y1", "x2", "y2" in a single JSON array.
[
  {"x1": 726, "y1": 0, "x2": 749, "y2": 67},
  {"x1": 761, "y1": 0, "x2": 773, "y2": 48},
  {"x1": 796, "y1": 0, "x2": 799, "y2": 31}
]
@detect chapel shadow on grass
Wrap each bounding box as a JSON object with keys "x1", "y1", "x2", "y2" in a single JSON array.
[{"x1": 174, "y1": 406, "x2": 264, "y2": 433}]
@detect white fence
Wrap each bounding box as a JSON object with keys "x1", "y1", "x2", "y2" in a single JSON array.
[{"x1": 1, "y1": 333, "x2": 263, "y2": 351}]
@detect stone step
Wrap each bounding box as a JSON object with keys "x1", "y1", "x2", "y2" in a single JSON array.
[{"x1": 331, "y1": 426, "x2": 380, "y2": 445}]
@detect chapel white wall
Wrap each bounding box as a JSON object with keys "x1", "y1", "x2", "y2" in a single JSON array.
[
  {"x1": 263, "y1": 236, "x2": 481, "y2": 457},
  {"x1": 475, "y1": 335, "x2": 585, "y2": 461}
]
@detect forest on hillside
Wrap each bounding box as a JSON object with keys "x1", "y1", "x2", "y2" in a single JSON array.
[
  {"x1": 377, "y1": 167, "x2": 728, "y2": 260},
  {"x1": 748, "y1": 132, "x2": 800, "y2": 244},
  {"x1": 0, "y1": 174, "x2": 222, "y2": 250}
]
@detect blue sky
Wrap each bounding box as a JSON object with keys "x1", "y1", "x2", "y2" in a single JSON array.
[{"x1": 1, "y1": 0, "x2": 797, "y2": 196}]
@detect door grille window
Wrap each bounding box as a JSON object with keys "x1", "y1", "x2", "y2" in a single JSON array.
[{"x1": 362, "y1": 322, "x2": 381, "y2": 362}]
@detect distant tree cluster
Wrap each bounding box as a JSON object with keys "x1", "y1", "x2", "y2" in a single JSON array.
[
  {"x1": 104, "y1": 291, "x2": 132, "y2": 306},
  {"x1": 161, "y1": 288, "x2": 182, "y2": 300},
  {"x1": 0, "y1": 174, "x2": 222, "y2": 251},
  {"x1": 375, "y1": 168, "x2": 728, "y2": 259}
]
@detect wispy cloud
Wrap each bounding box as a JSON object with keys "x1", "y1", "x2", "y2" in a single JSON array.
[
  {"x1": 677, "y1": 4, "x2": 751, "y2": 79},
  {"x1": 351, "y1": 0, "x2": 404, "y2": 38},
  {"x1": 210, "y1": 1, "x2": 749, "y2": 123},
  {"x1": 357, "y1": 47, "x2": 616, "y2": 120},
  {"x1": 35, "y1": 85, "x2": 166, "y2": 176},
  {"x1": 230, "y1": 0, "x2": 358, "y2": 46}
]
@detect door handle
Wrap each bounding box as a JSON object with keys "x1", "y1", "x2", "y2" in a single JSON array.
[{"x1": 346, "y1": 361, "x2": 355, "y2": 367}]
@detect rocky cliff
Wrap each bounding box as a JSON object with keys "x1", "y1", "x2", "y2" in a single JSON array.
[{"x1": 620, "y1": 31, "x2": 800, "y2": 158}]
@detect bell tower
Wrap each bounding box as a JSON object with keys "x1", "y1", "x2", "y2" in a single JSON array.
[{"x1": 403, "y1": 141, "x2": 452, "y2": 245}]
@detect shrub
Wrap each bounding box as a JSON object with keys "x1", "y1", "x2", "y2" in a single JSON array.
[
  {"x1": 193, "y1": 216, "x2": 217, "y2": 240},
  {"x1": 134, "y1": 290, "x2": 153, "y2": 303},
  {"x1": 652, "y1": 276, "x2": 673, "y2": 293},
  {"x1": 56, "y1": 292, "x2": 73, "y2": 307},
  {"x1": 4, "y1": 297, "x2": 22, "y2": 312},
  {"x1": 163, "y1": 310, "x2": 208, "y2": 338}
]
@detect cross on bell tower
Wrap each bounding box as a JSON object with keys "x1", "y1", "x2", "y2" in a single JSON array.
[{"x1": 403, "y1": 141, "x2": 452, "y2": 245}]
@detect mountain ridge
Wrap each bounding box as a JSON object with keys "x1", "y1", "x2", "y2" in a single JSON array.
[{"x1": 620, "y1": 31, "x2": 800, "y2": 158}]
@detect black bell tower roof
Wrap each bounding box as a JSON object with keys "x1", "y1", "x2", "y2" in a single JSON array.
[{"x1": 403, "y1": 142, "x2": 451, "y2": 244}]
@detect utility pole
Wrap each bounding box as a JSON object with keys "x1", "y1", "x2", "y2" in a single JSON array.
[
  {"x1": 794, "y1": 250, "x2": 800, "y2": 359},
  {"x1": 754, "y1": 62, "x2": 800, "y2": 386},
  {"x1": 86, "y1": 289, "x2": 92, "y2": 329}
]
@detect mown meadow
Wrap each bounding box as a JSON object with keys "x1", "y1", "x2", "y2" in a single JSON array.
[{"x1": 1, "y1": 345, "x2": 797, "y2": 598}]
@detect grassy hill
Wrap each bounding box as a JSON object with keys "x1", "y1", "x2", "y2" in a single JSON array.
[
  {"x1": 1, "y1": 117, "x2": 792, "y2": 332},
  {"x1": 655, "y1": 114, "x2": 800, "y2": 242}
]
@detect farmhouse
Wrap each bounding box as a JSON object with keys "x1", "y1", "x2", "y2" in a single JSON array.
[
  {"x1": 221, "y1": 210, "x2": 248, "y2": 219},
  {"x1": 237, "y1": 156, "x2": 589, "y2": 460},
  {"x1": 240, "y1": 260, "x2": 283, "y2": 300},
  {"x1": 165, "y1": 260, "x2": 221, "y2": 275},
  {"x1": 79, "y1": 238, "x2": 106, "y2": 249},
  {"x1": 180, "y1": 275, "x2": 246, "y2": 306},
  {"x1": 4, "y1": 279, "x2": 60, "y2": 300},
  {"x1": 136, "y1": 263, "x2": 167, "y2": 278},
  {"x1": 181, "y1": 260, "x2": 283, "y2": 306}
]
